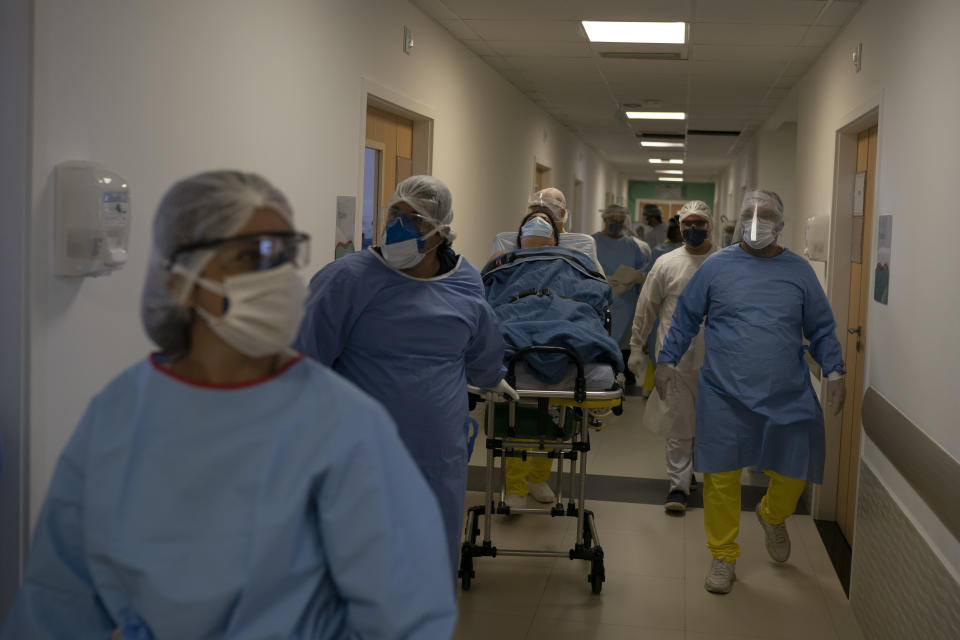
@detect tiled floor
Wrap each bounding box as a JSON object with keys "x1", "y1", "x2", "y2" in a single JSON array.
[{"x1": 458, "y1": 394, "x2": 864, "y2": 639}]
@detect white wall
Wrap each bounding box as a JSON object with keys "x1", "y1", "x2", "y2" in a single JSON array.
[
  {"x1": 27, "y1": 0, "x2": 624, "y2": 523},
  {"x1": 719, "y1": 0, "x2": 960, "y2": 574}
]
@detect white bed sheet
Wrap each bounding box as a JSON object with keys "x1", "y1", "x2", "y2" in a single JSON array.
[{"x1": 512, "y1": 361, "x2": 616, "y2": 391}]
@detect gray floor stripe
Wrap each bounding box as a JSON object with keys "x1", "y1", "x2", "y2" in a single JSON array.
[{"x1": 466, "y1": 465, "x2": 810, "y2": 515}]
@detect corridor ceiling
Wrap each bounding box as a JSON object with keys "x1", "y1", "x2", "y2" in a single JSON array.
[{"x1": 412, "y1": 0, "x2": 864, "y2": 182}]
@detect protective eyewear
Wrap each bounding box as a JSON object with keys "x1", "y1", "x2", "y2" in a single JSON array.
[
  {"x1": 680, "y1": 218, "x2": 709, "y2": 229},
  {"x1": 386, "y1": 206, "x2": 437, "y2": 230},
  {"x1": 169, "y1": 231, "x2": 311, "y2": 273}
]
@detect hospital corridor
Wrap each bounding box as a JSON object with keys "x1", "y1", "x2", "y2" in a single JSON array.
[{"x1": 1, "y1": 1, "x2": 958, "y2": 639}]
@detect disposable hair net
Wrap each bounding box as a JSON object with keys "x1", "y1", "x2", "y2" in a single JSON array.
[
  {"x1": 737, "y1": 189, "x2": 784, "y2": 243},
  {"x1": 141, "y1": 170, "x2": 294, "y2": 356},
  {"x1": 527, "y1": 187, "x2": 567, "y2": 228},
  {"x1": 678, "y1": 200, "x2": 713, "y2": 227},
  {"x1": 387, "y1": 175, "x2": 456, "y2": 242}
]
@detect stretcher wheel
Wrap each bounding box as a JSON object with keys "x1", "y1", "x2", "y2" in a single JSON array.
[
  {"x1": 459, "y1": 554, "x2": 474, "y2": 591},
  {"x1": 589, "y1": 559, "x2": 605, "y2": 594}
]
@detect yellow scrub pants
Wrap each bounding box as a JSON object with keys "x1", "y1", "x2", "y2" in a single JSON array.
[
  {"x1": 643, "y1": 361, "x2": 656, "y2": 393},
  {"x1": 703, "y1": 469, "x2": 806, "y2": 561},
  {"x1": 505, "y1": 453, "x2": 552, "y2": 496}
]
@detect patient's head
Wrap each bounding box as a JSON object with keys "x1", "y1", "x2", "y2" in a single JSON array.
[{"x1": 517, "y1": 212, "x2": 560, "y2": 249}]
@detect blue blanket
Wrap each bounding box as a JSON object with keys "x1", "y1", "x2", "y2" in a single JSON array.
[{"x1": 481, "y1": 246, "x2": 624, "y2": 384}]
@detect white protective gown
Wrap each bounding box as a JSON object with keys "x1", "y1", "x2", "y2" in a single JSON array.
[{"x1": 632, "y1": 245, "x2": 716, "y2": 438}]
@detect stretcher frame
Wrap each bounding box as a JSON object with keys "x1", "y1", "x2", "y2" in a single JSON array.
[{"x1": 460, "y1": 345, "x2": 623, "y2": 594}]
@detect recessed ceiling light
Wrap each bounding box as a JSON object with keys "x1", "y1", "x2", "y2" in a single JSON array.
[
  {"x1": 649, "y1": 159, "x2": 684, "y2": 164},
  {"x1": 582, "y1": 21, "x2": 686, "y2": 44},
  {"x1": 659, "y1": 177, "x2": 683, "y2": 182},
  {"x1": 641, "y1": 141, "x2": 685, "y2": 148},
  {"x1": 625, "y1": 111, "x2": 686, "y2": 120},
  {"x1": 656, "y1": 170, "x2": 684, "y2": 175}
]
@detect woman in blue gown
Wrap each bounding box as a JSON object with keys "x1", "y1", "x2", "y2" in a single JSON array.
[{"x1": 1, "y1": 171, "x2": 456, "y2": 639}]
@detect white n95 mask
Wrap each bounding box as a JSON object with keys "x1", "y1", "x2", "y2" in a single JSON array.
[
  {"x1": 181, "y1": 263, "x2": 306, "y2": 357},
  {"x1": 742, "y1": 218, "x2": 778, "y2": 250}
]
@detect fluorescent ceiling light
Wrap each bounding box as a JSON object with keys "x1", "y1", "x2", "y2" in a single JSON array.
[
  {"x1": 641, "y1": 141, "x2": 685, "y2": 148},
  {"x1": 659, "y1": 177, "x2": 683, "y2": 182},
  {"x1": 648, "y1": 159, "x2": 684, "y2": 164},
  {"x1": 582, "y1": 21, "x2": 686, "y2": 44},
  {"x1": 656, "y1": 170, "x2": 684, "y2": 175},
  {"x1": 625, "y1": 111, "x2": 686, "y2": 120}
]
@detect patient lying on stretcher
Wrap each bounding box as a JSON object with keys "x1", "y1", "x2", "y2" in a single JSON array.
[{"x1": 482, "y1": 211, "x2": 624, "y2": 387}]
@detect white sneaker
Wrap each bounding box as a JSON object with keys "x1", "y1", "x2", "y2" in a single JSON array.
[
  {"x1": 504, "y1": 493, "x2": 526, "y2": 511},
  {"x1": 527, "y1": 481, "x2": 556, "y2": 504},
  {"x1": 704, "y1": 558, "x2": 736, "y2": 594},
  {"x1": 755, "y1": 502, "x2": 791, "y2": 562}
]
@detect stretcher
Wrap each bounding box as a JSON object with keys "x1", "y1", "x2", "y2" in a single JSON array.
[{"x1": 459, "y1": 232, "x2": 624, "y2": 594}]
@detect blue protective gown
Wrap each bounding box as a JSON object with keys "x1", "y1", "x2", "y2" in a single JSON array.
[
  {"x1": 1, "y1": 356, "x2": 456, "y2": 640},
  {"x1": 591, "y1": 232, "x2": 649, "y2": 347},
  {"x1": 293, "y1": 248, "x2": 506, "y2": 577},
  {"x1": 658, "y1": 246, "x2": 845, "y2": 483}
]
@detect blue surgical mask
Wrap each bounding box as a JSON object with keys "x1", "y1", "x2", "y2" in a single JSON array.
[
  {"x1": 607, "y1": 221, "x2": 624, "y2": 236},
  {"x1": 381, "y1": 215, "x2": 439, "y2": 269},
  {"x1": 520, "y1": 216, "x2": 554, "y2": 238},
  {"x1": 682, "y1": 227, "x2": 709, "y2": 247}
]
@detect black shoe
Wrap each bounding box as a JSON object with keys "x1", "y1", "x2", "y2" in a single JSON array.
[
  {"x1": 664, "y1": 489, "x2": 688, "y2": 513},
  {"x1": 689, "y1": 475, "x2": 698, "y2": 492}
]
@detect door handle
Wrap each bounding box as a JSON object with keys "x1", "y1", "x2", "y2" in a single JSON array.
[{"x1": 847, "y1": 326, "x2": 863, "y2": 352}]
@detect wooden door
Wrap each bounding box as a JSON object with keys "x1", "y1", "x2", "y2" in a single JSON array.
[
  {"x1": 365, "y1": 105, "x2": 413, "y2": 242},
  {"x1": 836, "y1": 125, "x2": 877, "y2": 543}
]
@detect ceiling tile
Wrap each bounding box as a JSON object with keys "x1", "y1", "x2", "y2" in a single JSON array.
[
  {"x1": 692, "y1": 23, "x2": 807, "y2": 46},
  {"x1": 487, "y1": 40, "x2": 594, "y2": 57},
  {"x1": 692, "y1": 44, "x2": 806, "y2": 63},
  {"x1": 464, "y1": 20, "x2": 586, "y2": 42},
  {"x1": 817, "y1": 1, "x2": 863, "y2": 27},
  {"x1": 695, "y1": 1, "x2": 824, "y2": 25},
  {"x1": 410, "y1": 0, "x2": 460, "y2": 22},
  {"x1": 439, "y1": 19, "x2": 480, "y2": 40},
  {"x1": 799, "y1": 25, "x2": 841, "y2": 47}
]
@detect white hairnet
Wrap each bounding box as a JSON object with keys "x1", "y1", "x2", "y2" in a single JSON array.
[
  {"x1": 527, "y1": 187, "x2": 567, "y2": 228},
  {"x1": 741, "y1": 190, "x2": 784, "y2": 223},
  {"x1": 678, "y1": 200, "x2": 712, "y2": 227},
  {"x1": 600, "y1": 203, "x2": 629, "y2": 220},
  {"x1": 387, "y1": 175, "x2": 456, "y2": 242},
  {"x1": 141, "y1": 170, "x2": 294, "y2": 356}
]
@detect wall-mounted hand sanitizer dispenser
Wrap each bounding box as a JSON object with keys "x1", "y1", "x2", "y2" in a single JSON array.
[
  {"x1": 54, "y1": 161, "x2": 131, "y2": 277},
  {"x1": 804, "y1": 215, "x2": 829, "y2": 263}
]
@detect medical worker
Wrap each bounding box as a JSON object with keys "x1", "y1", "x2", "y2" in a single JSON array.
[
  {"x1": 656, "y1": 190, "x2": 846, "y2": 595},
  {"x1": 629, "y1": 201, "x2": 715, "y2": 514},
  {"x1": 294, "y1": 175, "x2": 514, "y2": 580},
  {"x1": 528, "y1": 187, "x2": 569, "y2": 231},
  {"x1": 640, "y1": 203, "x2": 667, "y2": 248},
  {"x1": 592, "y1": 204, "x2": 648, "y2": 383},
  {"x1": 0, "y1": 171, "x2": 456, "y2": 639},
  {"x1": 500, "y1": 211, "x2": 563, "y2": 509}
]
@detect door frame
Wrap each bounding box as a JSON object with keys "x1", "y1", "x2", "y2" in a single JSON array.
[
  {"x1": 356, "y1": 78, "x2": 435, "y2": 252},
  {"x1": 0, "y1": 0, "x2": 32, "y2": 617},
  {"x1": 812, "y1": 92, "x2": 884, "y2": 521}
]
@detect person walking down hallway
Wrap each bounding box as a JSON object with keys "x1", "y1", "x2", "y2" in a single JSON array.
[
  {"x1": 0, "y1": 171, "x2": 456, "y2": 639},
  {"x1": 656, "y1": 190, "x2": 847, "y2": 595},
  {"x1": 639, "y1": 203, "x2": 667, "y2": 248},
  {"x1": 592, "y1": 204, "x2": 648, "y2": 384},
  {"x1": 629, "y1": 200, "x2": 716, "y2": 514},
  {"x1": 294, "y1": 175, "x2": 516, "y2": 582}
]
